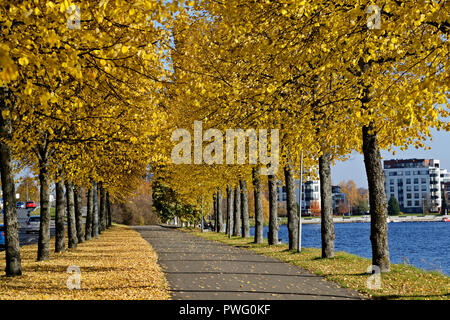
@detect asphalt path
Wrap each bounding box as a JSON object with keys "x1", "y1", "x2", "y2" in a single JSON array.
[{"x1": 135, "y1": 225, "x2": 366, "y2": 300}]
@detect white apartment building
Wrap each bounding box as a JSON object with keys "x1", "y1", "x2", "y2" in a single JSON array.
[
  {"x1": 277, "y1": 180, "x2": 346, "y2": 215},
  {"x1": 277, "y1": 180, "x2": 320, "y2": 215},
  {"x1": 383, "y1": 159, "x2": 450, "y2": 213}
]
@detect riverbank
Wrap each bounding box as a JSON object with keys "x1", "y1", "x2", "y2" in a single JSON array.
[
  {"x1": 300, "y1": 214, "x2": 448, "y2": 224},
  {"x1": 247, "y1": 215, "x2": 448, "y2": 226},
  {"x1": 182, "y1": 228, "x2": 450, "y2": 300}
]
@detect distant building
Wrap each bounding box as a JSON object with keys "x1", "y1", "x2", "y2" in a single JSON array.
[
  {"x1": 277, "y1": 181, "x2": 347, "y2": 215},
  {"x1": 332, "y1": 186, "x2": 347, "y2": 213},
  {"x1": 383, "y1": 159, "x2": 450, "y2": 213},
  {"x1": 443, "y1": 182, "x2": 450, "y2": 204},
  {"x1": 277, "y1": 180, "x2": 320, "y2": 215}
]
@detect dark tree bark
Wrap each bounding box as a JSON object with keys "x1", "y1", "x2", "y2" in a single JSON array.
[
  {"x1": 213, "y1": 193, "x2": 217, "y2": 232},
  {"x1": 252, "y1": 168, "x2": 264, "y2": 244},
  {"x1": 284, "y1": 165, "x2": 298, "y2": 250},
  {"x1": 268, "y1": 174, "x2": 279, "y2": 245},
  {"x1": 233, "y1": 184, "x2": 241, "y2": 236},
  {"x1": 362, "y1": 124, "x2": 390, "y2": 272},
  {"x1": 106, "y1": 192, "x2": 112, "y2": 227},
  {"x1": 240, "y1": 180, "x2": 250, "y2": 238},
  {"x1": 37, "y1": 153, "x2": 51, "y2": 261},
  {"x1": 98, "y1": 183, "x2": 104, "y2": 233},
  {"x1": 55, "y1": 177, "x2": 65, "y2": 253},
  {"x1": 0, "y1": 91, "x2": 22, "y2": 275},
  {"x1": 319, "y1": 153, "x2": 335, "y2": 258},
  {"x1": 85, "y1": 187, "x2": 93, "y2": 241},
  {"x1": 65, "y1": 181, "x2": 78, "y2": 249},
  {"x1": 92, "y1": 182, "x2": 99, "y2": 238},
  {"x1": 99, "y1": 183, "x2": 107, "y2": 233},
  {"x1": 74, "y1": 186, "x2": 84, "y2": 243},
  {"x1": 217, "y1": 189, "x2": 224, "y2": 232},
  {"x1": 226, "y1": 184, "x2": 233, "y2": 237}
]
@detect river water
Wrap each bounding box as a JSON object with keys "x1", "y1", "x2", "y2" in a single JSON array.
[{"x1": 250, "y1": 221, "x2": 450, "y2": 275}]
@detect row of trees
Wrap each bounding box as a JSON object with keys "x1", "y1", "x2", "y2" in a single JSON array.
[
  {"x1": 154, "y1": 0, "x2": 448, "y2": 273},
  {"x1": 1, "y1": 1, "x2": 447, "y2": 277},
  {"x1": 0, "y1": 1, "x2": 182, "y2": 276}
]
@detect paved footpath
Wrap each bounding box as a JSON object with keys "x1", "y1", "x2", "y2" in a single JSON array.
[{"x1": 134, "y1": 225, "x2": 366, "y2": 300}]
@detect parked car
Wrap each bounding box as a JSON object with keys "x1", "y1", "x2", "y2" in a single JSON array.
[
  {"x1": 25, "y1": 201, "x2": 37, "y2": 209},
  {"x1": 0, "y1": 224, "x2": 5, "y2": 248},
  {"x1": 16, "y1": 201, "x2": 26, "y2": 208},
  {"x1": 25, "y1": 216, "x2": 40, "y2": 233}
]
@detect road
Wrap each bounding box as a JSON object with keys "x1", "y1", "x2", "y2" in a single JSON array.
[
  {"x1": 18, "y1": 226, "x2": 56, "y2": 246},
  {"x1": 0, "y1": 224, "x2": 56, "y2": 251}
]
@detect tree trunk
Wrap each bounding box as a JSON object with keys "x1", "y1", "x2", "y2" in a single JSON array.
[
  {"x1": 319, "y1": 153, "x2": 335, "y2": 258},
  {"x1": 74, "y1": 186, "x2": 84, "y2": 243},
  {"x1": 106, "y1": 192, "x2": 112, "y2": 227},
  {"x1": 65, "y1": 181, "x2": 77, "y2": 249},
  {"x1": 217, "y1": 189, "x2": 224, "y2": 232},
  {"x1": 98, "y1": 183, "x2": 104, "y2": 233},
  {"x1": 85, "y1": 187, "x2": 93, "y2": 241},
  {"x1": 284, "y1": 165, "x2": 298, "y2": 250},
  {"x1": 233, "y1": 184, "x2": 241, "y2": 236},
  {"x1": 252, "y1": 168, "x2": 264, "y2": 244},
  {"x1": 99, "y1": 183, "x2": 107, "y2": 233},
  {"x1": 101, "y1": 185, "x2": 108, "y2": 230},
  {"x1": 92, "y1": 182, "x2": 99, "y2": 238},
  {"x1": 226, "y1": 185, "x2": 233, "y2": 237},
  {"x1": 55, "y1": 178, "x2": 65, "y2": 253},
  {"x1": 362, "y1": 124, "x2": 390, "y2": 272},
  {"x1": 0, "y1": 94, "x2": 21, "y2": 274},
  {"x1": 240, "y1": 180, "x2": 250, "y2": 238},
  {"x1": 268, "y1": 174, "x2": 279, "y2": 245},
  {"x1": 37, "y1": 156, "x2": 51, "y2": 261},
  {"x1": 213, "y1": 193, "x2": 217, "y2": 232}
]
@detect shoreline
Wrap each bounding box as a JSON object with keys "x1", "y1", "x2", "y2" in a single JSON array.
[
  {"x1": 247, "y1": 215, "x2": 449, "y2": 228},
  {"x1": 297, "y1": 215, "x2": 448, "y2": 224}
]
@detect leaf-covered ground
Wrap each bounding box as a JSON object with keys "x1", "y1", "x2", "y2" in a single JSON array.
[
  {"x1": 0, "y1": 225, "x2": 169, "y2": 299},
  {"x1": 183, "y1": 228, "x2": 450, "y2": 300}
]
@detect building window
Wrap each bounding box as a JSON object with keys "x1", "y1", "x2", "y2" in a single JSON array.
[
  {"x1": 389, "y1": 172, "x2": 397, "y2": 176},
  {"x1": 406, "y1": 179, "x2": 411, "y2": 184},
  {"x1": 414, "y1": 193, "x2": 419, "y2": 199},
  {"x1": 421, "y1": 178, "x2": 426, "y2": 184},
  {"x1": 406, "y1": 186, "x2": 412, "y2": 191},
  {"x1": 414, "y1": 178, "x2": 419, "y2": 184},
  {"x1": 414, "y1": 185, "x2": 419, "y2": 191},
  {"x1": 405, "y1": 171, "x2": 411, "y2": 175},
  {"x1": 390, "y1": 179, "x2": 394, "y2": 185},
  {"x1": 421, "y1": 185, "x2": 427, "y2": 191},
  {"x1": 415, "y1": 200, "x2": 420, "y2": 206},
  {"x1": 407, "y1": 200, "x2": 412, "y2": 206},
  {"x1": 407, "y1": 193, "x2": 412, "y2": 199},
  {"x1": 390, "y1": 186, "x2": 394, "y2": 192}
]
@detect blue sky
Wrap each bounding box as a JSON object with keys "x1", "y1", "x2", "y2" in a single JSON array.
[{"x1": 331, "y1": 128, "x2": 450, "y2": 188}]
